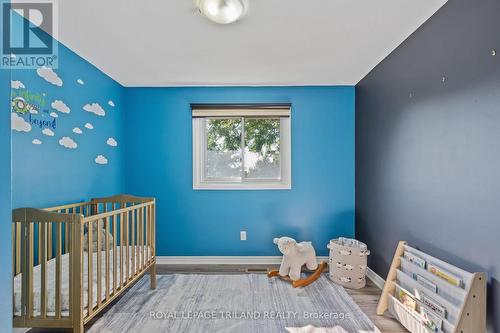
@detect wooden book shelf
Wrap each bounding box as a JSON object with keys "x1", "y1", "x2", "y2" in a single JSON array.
[{"x1": 376, "y1": 241, "x2": 486, "y2": 333}]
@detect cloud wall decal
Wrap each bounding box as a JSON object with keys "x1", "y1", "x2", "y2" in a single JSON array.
[
  {"x1": 32, "y1": 139, "x2": 42, "y2": 145},
  {"x1": 73, "y1": 127, "x2": 83, "y2": 134},
  {"x1": 77, "y1": 79, "x2": 85, "y2": 85},
  {"x1": 106, "y1": 137, "x2": 118, "y2": 147},
  {"x1": 84, "y1": 122, "x2": 94, "y2": 129},
  {"x1": 83, "y1": 103, "x2": 105, "y2": 116},
  {"x1": 95, "y1": 155, "x2": 108, "y2": 165},
  {"x1": 49, "y1": 112, "x2": 58, "y2": 118},
  {"x1": 59, "y1": 136, "x2": 77, "y2": 149},
  {"x1": 51, "y1": 100, "x2": 70, "y2": 113},
  {"x1": 11, "y1": 113, "x2": 32, "y2": 132},
  {"x1": 11, "y1": 80, "x2": 25, "y2": 89},
  {"x1": 36, "y1": 66, "x2": 63, "y2": 86},
  {"x1": 108, "y1": 100, "x2": 115, "y2": 107},
  {"x1": 42, "y1": 128, "x2": 55, "y2": 136}
]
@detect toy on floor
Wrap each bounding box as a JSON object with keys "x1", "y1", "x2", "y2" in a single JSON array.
[{"x1": 267, "y1": 236, "x2": 327, "y2": 288}]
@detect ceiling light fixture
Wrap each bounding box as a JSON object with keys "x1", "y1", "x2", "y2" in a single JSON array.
[{"x1": 195, "y1": 0, "x2": 248, "y2": 24}]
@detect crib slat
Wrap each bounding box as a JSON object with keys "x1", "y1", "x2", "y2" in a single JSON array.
[
  {"x1": 47, "y1": 223, "x2": 53, "y2": 260},
  {"x1": 88, "y1": 221, "x2": 93, "y2": 316},
  {"x1": 65, "y1": 211, "x2": 70, "y2": 253},
  {"x1": 105, "y1": 216, "x2": 110, "y2": 301},
  {"x1": 138, "y1": 207, "x2": 142, "y2": 271},
  {"x1": 120, "y1": 211, "x2": 124, "y2": 288},
  {"x1": 97, "y1": 219, "x2": 102, "y2": 307},
  {"x1": 125, "y1": 212, "x2": 129, "y2": 282},
  {"x1": 40, "y1": 222, "x2": 47, "y2": 318},
  {"x1": 16, "y1": 222, "x2": 21, "y2": 275},
  {"x1": 152, "y1": 201, "x2": 156, "y2": 260},
  {"x1": 38, "y1": 224, "x2": 42, "y2": 265},
  {"x1": 141, "y1": 206, "x2": 148, "y2": 269},
  {"x1": 112, "y1": 215, "x2": 117, "y2": 294},
  {"x1": 28, "y1": 223, "x2": 34, "y2": 318},
  {"x1": 146, "y1": 205, "x2": 151, "y2": 265},
  {"x1": 131, "y1": 209, "x2": 136, "y2": 276},
  {"x1": 20, "y1": 222, "x2": 27, "y2": 318},
  {"x1": 55, "y1": 223, "x2": 62, "y2": 318}
]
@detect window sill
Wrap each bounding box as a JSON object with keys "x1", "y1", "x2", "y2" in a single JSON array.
[{"x1": 193, "y1": 182, "x2": 291, "y2": 190}]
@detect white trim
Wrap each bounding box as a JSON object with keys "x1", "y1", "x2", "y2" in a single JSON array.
[
  {"x1": 366, "y1": 267, "x2": 385, "y2": 290},
  {"x1": 156, "y1": 256, "x2": 329, "y2": 265}
]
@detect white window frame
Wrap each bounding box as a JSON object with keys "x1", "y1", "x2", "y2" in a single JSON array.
[{"x1": 193, "y1": 115, "x2": 291, "y2": 190}]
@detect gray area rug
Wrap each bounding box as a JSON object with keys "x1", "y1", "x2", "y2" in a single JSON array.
[{"x1": 88, "y1": 274, "x2": 380, "y2": 333}]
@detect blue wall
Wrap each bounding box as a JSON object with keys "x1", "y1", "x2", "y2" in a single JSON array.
[
  {"x1": 1, "y1": 43, "x2": 12, "y2": 333},
  {"x1": 124, "y1": 86, "x2": 355, "y2": 256},
  {"x1": 1, "y1": 2, "x2": 12, "y2": 331},
  {"x1": 11, "y1": 40, "x2": 125, "y2": 208},
  {"x1": 356, "y1": 0, "x2": 500, "y2": 331}
]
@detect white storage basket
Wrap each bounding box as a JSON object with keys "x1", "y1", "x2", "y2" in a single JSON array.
[{"x1": 327, "y1": 237, "x2": 370, "y2": 289}]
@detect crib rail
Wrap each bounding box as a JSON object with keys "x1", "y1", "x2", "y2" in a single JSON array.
[{"x1": 12, "y1": 194, "x2": 156, "y2": 333}]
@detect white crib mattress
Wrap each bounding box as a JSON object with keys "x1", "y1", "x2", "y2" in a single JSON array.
[{"x1": 14, "y1": 246, "x2": 152, "y2": 317}]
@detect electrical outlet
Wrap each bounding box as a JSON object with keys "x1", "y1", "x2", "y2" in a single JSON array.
[{"x1": 240, "y1": 231, "x2": 247, "y2": 241}]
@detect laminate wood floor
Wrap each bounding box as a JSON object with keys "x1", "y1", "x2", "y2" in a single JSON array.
[{"x1": 18, "y1": 264, "x2": 407, "y2": 333}]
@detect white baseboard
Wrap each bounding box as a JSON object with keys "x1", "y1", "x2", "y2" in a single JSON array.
[
  {"x1": 156, "y1": 256, "x2": 329, "y2": 265},
  {"x1": 366, "y1": 267, "x2": 385, "y2": 290}
]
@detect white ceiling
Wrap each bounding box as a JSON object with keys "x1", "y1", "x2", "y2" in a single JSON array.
[{"x1": 56, "y1": 0, "x2": 447, "y2": 87}]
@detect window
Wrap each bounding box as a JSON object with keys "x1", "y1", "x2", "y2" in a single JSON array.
[{"x1": 192, "y1": 105, "x2": 291, "y2": 189}]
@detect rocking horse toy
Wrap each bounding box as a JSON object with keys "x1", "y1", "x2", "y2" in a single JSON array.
[{"x1": 267, "y1": 237, "x2": 327, "y2": 288}]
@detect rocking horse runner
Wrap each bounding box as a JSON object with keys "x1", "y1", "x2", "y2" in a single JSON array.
[{"x1": 267, "y1": 237, "x2": 327, "y2": 288}]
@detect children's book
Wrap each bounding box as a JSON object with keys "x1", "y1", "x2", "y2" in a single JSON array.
[
  {"x1": 414, "y1": 273, "x2": 438, "y2": 293},
  {"x1": 421, "y1": 293, "x2": 447, "y2": 318},
  {"x1": 421, "y1": 307, "x2": 443, "y2": 332},
  {"x1": 398, "y1": 288, "x2": 416, "y2": 311},
  {"x1": 427, "y1": 262, "x2": 463, "y2": 288},
  {"x1": 404, "y1": 251, "x2": 426, "y2": 269}
]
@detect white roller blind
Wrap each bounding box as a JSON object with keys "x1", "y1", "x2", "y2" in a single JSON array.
[{"x1": 191, "y1": 104, "x2": 291, "y2": 118}]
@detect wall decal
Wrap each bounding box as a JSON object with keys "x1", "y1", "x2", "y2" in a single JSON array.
[
  {"x1": 42, "y1": 128, "x2": 55, "y2": 136},
  {"x1": 106, "y1": 137, "x2": 118, "y2": 147},
  {"x1": 77, "y1": 79, "x2": 85, "y2": 85},
  {"x1": 49, "y1": 112, "x2": 58, "y2": 118},
  {"x1": 73, "y1": 127, "x2": 83, "y2": 134},
  {"x1": 84, "y1": 122, "x2": 94, "y2": 129},
  {"x1": 59, "y1": 136, "x2": 77, "y2": 149},
  {"x1": 11, "y1": 80, "x2": 25, "y2": 89},
  {"x1": 12, "y1": 96, "x2": 37, "y2": 114},
  {"x1": 51, "y1": 100, "x2": 70, "y2": 114},
  {"x1": 29, "y1": 114, "x2": 56, "y2": 130},
  {"x1": 11, "y1": 113, "x2": 32, "y2": 132},
  {"x1": 95, "y1": 155, "x2": 108, "y2": 165},
  {"x1": 108, "y1": 100, "x2": 115, "y2": 107},
  {"x1": 12, "y1": 90, "x2": 45, "y2": 114},
  {"x1": 83, "y1": 103, "x2": 105, "y2": 116},
  {"x1": 36, "y1": 66, "x2": 63, "y2": 86},
  {"x1": 32, "y1": 139, "x2": 42, "y2": 145}
]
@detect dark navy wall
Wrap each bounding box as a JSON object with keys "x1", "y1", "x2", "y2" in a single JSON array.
[
  {"x1": 356, "y1": 0, "x2": 500, "y2": 331},
  {"x1": 124, "y1": 86, "x2": 355, "y2": 256},
  {"x1": 11, "y1": 40, "x2": 125, "y2": 208}
]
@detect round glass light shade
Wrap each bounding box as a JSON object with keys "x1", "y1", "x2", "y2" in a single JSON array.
[{"x1": 196, "y1": 0, "x2": 248, "y2": 24}]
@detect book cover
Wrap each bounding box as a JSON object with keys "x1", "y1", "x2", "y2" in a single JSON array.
[
  {"x1": 421, "y1": 293, "x2": 447, "y2": 318},
  {"x1": 427, "y1": 262, "x2": 463, "y2": 288},
  {"x1": 404, "y1": 251, "x2": 426, "y2": 269},
  {"x1": 414, "y1": 273, "x2": 438, "y2": 293},
  {"x1": 398, "y1": 288, "x2": 416, "y2": 311},
  {"x1": 421, "y1": 307, "x2": 443, "y2": 332}
]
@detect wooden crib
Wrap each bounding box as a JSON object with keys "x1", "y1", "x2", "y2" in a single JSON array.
[{"x1": 12, "y1": 194, "x2": 156, "y2": 333}]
